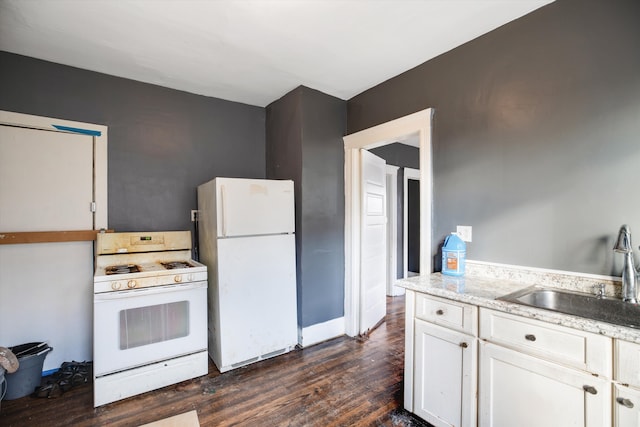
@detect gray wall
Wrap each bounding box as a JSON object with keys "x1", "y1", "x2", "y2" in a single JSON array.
[
  {"x1": 267, "y1": 86, "x2": 346, "y2": 328},
  {"x1": 0, "y1": 51, "x2": 266, "y2": 233},
  {"x1": 266, "y1": 88, "x2": 304, "y2": 323},
  {"x1": 348, "y1": 0, "x2": 640, "y2": 276},
  {"x1": 300, "y1": 88, "x2": 346, "y2": 326}
]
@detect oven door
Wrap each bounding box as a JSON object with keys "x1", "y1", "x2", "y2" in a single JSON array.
[{"x1": 93, "y1": 281, "x2": 207, "y2": 376}]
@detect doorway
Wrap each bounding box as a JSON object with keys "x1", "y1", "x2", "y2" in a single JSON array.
[
  {"x1": 343, "y1": 109, "x2": 433, "y2": 337},
  {"x1": 380, "y1": 156, "x2": 419, "y2": 296}
]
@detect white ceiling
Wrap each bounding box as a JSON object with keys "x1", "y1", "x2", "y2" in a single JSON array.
[{"x1": 0, "y1": 0, "x2": 553, "y2": 107}]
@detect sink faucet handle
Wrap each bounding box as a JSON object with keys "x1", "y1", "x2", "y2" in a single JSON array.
[{"x1": 593, "y1": 283, "x2": 606, "y2": 298}]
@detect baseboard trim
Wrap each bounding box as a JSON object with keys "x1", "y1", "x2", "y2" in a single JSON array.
[{"x1": 299, "y1": 317, "x2": 345, "y2": 347}]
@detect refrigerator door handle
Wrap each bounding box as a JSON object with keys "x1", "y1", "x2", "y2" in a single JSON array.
[{"x1": 220, "y1": 184, "x2": 227, "y2": 237}]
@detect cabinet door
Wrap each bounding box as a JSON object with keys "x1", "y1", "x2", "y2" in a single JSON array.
[
  {"x1": 479, "y1": 342, "x2": 611, "y2": 427},
  {"x1": 414, "y1": 319, "x2": 477, "y2": 427},
  {"x1": 616, "y1": 339, "x2": 640, "y2": 389},
  {"x1": 614, "y1": 384, "x2": 640, "y2": 427}
]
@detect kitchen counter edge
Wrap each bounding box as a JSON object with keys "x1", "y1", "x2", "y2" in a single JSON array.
[{"x1": 396, "y1": 273, "x2": 640, "y2": 344}]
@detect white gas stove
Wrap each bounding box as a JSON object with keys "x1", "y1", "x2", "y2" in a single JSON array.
[{"x1": 93, "y1": 231, "x2": 208, "y2": 407}]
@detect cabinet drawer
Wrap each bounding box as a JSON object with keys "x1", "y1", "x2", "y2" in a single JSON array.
[
  {"x1": 616, "y1": 339, "x2": 640, "y2": 388},
  {"x1": 479, "y1": 308, "x2": 612, "y2": 377},
  {"x1": 415, "y1": 293, "x2": 477, "y2": 335}
]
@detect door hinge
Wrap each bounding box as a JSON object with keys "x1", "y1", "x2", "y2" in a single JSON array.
[{"x1": 91, "y1": 202, "x2": 96, "y2": 212}]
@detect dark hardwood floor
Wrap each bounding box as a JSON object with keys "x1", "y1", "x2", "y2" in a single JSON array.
[{"x1": 1, "y1": 296, "x2": 432, "y2": 427}]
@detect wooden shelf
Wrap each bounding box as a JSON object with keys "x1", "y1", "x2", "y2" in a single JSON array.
[{"x1": 0, "y1": 229, "x2": 114, "y2": 245}]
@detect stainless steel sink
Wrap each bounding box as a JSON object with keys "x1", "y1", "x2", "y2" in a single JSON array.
[{"x1": 498, "y1": 287, "x2": 640, "y2": 329}]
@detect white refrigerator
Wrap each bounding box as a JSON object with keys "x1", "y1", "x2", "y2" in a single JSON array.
[{"x1": 197, "y1": 177, "x2": 298, "y2": 373}]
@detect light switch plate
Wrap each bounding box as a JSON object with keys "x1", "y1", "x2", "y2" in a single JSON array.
[{"x1": 456, "y1": 225, "x2": 472, "y2": 242}]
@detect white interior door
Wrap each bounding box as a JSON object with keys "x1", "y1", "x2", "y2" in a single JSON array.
[
  {"x1": 0, "y1": 124, "x2": 95, "y2": 370},
  {"x1": 359, "y1": 149, "x2": 387, "y2": 334}
]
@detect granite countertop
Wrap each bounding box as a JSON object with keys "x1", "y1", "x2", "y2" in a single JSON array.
[{"x1": 395, "y1": 262, "x2": 640, "y2": 345}]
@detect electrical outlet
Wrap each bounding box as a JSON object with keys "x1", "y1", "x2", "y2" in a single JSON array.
[
  {"x1": 456, "y1": 225, "x2": 472, "y2": 242},
  {"x1": 191, "y1": 210, "x2": 198, "y2": 222}
]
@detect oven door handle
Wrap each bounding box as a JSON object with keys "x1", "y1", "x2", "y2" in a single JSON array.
[{"x1": 94, "y1": 281, "x2": 206, "y2": 300}]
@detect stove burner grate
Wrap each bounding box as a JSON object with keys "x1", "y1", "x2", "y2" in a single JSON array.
[
  {"x1": 161, "y1": 261, "x2": 193, "y2": 270},
  {"x1": 106, "y1": 264, "x2": 140, "y2": 275}
]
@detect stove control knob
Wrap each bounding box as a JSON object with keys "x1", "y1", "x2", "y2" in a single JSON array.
[
  {"x1": 174, "y1": 275, "x2": 183, "y2": 283},
  {"x1": 111, "y1": 282, "x2": 122, "y2": 290},
  {"x1": 127, "y1": 280, "x2": 137, "y2": 289},
  {"x1": 187, "y1": 274, "x2": 194, "y2": 282}
]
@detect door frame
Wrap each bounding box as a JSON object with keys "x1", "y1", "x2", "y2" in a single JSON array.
[
  {"x1": 403, "y1": 167, "x2": 420, "y2": 278},
  {"x1": 343, "y1": 108, "x2": 433, "y2": 337},
  {"x1": 385, "y1": 165, "x2": 401, "y2": 296}
]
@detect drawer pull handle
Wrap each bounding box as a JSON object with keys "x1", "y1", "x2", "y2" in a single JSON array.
[
  {"x1": 436, "y1": 309, "x2": 444, "y2": 315},
  {"x1": 616, "y1": 397, "x2": 634, "y2": 408},
  {"x1": 583, "y1": 385, "x2": 598, "y2": 395},
  {"x1": 524, "y1": 334, "x2": 536, "y2": 342},
  {"x1": 459, "y1": 342, "x2": 468, "y2": 349}
]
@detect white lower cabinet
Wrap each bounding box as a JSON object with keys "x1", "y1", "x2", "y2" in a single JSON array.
[
  {"x1": 479, "y1": 341, "x2": 610, "y2": 427},
  {"x1": 405, "y1": 291, "x2": 637, "y2": 427},
  {"x1": 414, "y1": 319, "x2": 477, "y2": 427},
  {"x1": 479, "y1": 308, "x2": 612, "y2": 427}
]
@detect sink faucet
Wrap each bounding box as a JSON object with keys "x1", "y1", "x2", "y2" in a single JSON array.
[{"x1": 613, "y1": 224, "x2": 639, "y2": 303}]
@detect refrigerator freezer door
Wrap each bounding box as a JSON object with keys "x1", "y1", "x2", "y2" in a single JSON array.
[
  {"x1": 212, "y1": 233, "x2": 298, "y2": 371},
  {"x1": 216, "y1": 178, "x2": 295, "y2": 237}
]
